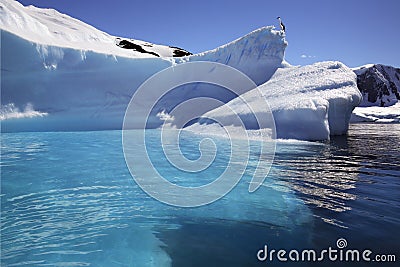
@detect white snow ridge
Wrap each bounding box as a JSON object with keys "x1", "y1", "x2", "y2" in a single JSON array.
[{"x1": 1, "y1": 0, "x2": 361, "y2": 140}]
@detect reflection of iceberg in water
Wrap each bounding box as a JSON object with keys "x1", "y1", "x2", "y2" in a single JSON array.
[
  {"x1": 272, "y1": 124, "x2": 400, "y2": 230},
  {"x1": 271, "y1": 138, "x2": 359, "y2": 228},
  {"x1": 275, "y1": 139, "x2": 359, "y2": 210}
]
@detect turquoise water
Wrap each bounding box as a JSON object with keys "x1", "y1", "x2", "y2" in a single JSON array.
[{"x1": 1, "y1": 124, "x2": 399, "y2": 266}]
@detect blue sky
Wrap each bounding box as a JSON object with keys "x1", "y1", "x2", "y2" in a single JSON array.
[{"x1": 16, "y1": 0, "x2": 400, "y2": 67}]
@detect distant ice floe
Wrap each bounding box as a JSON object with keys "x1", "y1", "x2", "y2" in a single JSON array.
[{"x1": 351, "y1": 102, "x2": 400, "y2": 123}]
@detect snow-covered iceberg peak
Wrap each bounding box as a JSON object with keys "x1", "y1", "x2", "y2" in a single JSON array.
[
  {"x1": 1, "y1": 0, "x2": 113, "y2": 52},
  {"x1": 190, "y1": 27, "x2": 287, "y2": 85},
  {"x1": 190, "y1": 61, "x2": 362, "y2": 141}
]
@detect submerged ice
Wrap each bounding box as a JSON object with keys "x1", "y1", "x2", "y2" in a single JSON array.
[{"x1": 1, "y1": 130, "x2": 314, "y2": 266}]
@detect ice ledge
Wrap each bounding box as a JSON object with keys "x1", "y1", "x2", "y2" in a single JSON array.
[{"x1": 190, "y1": 61, "x2": 362, "y2": 141}]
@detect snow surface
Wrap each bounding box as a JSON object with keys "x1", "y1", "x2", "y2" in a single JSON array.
[
  {"x1": 188, "y1": 62, "x2": 361, "y2": 140},
  {"x1": 0, "y1": 0, "x2": 184, "y2": 58},
  {"x1": 351, "y1": 102, "x2": 400, "y2": 123},
  {"x1": 351, "y1": 64, "x2": 375, "y2": 73}
]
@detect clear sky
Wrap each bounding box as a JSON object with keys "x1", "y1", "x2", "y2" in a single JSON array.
[{"x1": 16, "y1": 0, "x2": 400, "y2": 67}]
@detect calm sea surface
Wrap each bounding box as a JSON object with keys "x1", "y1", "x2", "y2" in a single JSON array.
[{"x1": 1, "y1": 124, "x2": 399, "y2": 266}]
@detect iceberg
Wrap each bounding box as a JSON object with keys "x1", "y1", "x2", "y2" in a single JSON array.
[{"x1": 1, "y1": 0, "x2": 361, "y2": 140}]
